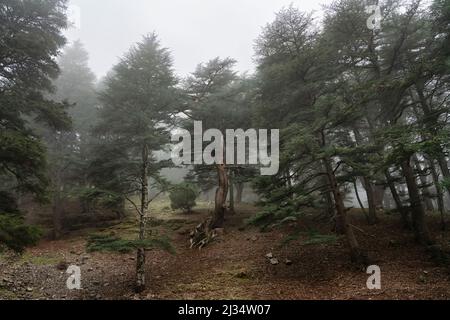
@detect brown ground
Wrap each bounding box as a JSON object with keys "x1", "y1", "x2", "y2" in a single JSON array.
[{"x1": 1, "y1": 204, "x2": 450, "y2": 300}]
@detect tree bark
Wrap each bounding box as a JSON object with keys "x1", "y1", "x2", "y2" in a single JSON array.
[
  {"x1": 136, "y1": 144, "x2": 148, "y2": 293},
  {"x1": 428, "y1": 159, "x2": 446, "y2": 230},
  {"x1": 52, "y1": 189, "x2": 63, "y2": 240},
  {"x1": 353, "y1": 128, "x2": 378, "y2": 224},
  {"x1": 353, "y1": 179, "x2": 369, "y2": 223},
  {"x1": 401, "y1": 158, "x2": 433, "y2": 245},
  {"x1": 361, "y1": 177, "x2": 379, "y2": 225},
  {"x1": 413, "y1": 155, "x2": 434, "y2": 212},
  {"x1": 210, "y1": 164, "x2": 228, "y2": 229},
  {"x1": 229, "y1": 171, "x2": 235, "y2": 215},
  {"x1": 236, "y1": 182, "x2": 244, "y2": 204},
  {"x1": 415, "y1": 84, "x2": 450, "y2": 198},
  {"x1": 385, "y1": 170, "x2": 411, "y2": 229},
  {"x1": 324, "y1": 158, "x2": 366, "y2": 264}
]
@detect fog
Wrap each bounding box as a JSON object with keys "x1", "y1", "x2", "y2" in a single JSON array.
[{"x1": 65, "y1": 0, "x2": 332, "y2": 78}]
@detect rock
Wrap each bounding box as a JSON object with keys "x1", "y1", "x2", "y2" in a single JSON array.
[
  {"x1": 265, "y1": 253, "x2": 273, "y2": 259},
  {"x1": 56, "y1": 261, "x2": 68, "y2": 271},
  {"x1": 389, "y1": 240, "x2": 397, "y2": 247},
  {"x1": 92, "y1": 280, "x2": 101, "y2": 286},
  {"x1": 88, "y1": 267, "x2": 94, "y2": 272},
  {"x1": 235, "y1": 271, "x2": 249, "y2": 279},
  {"x1": 270, "y1": 258, "x2": 279, "y2": 265},
  {"x1": 26, "y1": 287, "x2": 33, "y2": 292},
  {"x1": 213, "y1": 228, "x2": 225, "y2": 236},
  {"x1": 285, "y1": 259, "x2": 293, "y2": 266}
]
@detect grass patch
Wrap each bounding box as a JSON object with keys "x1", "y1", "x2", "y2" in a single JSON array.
[
  {"x1": 87, "y1": 233, "x2": 175, "y2": 254},
  {"x1": 280, "y1": 230, "x2": 338, "y2": 248},
  {"x1": 20, "y1": 252, "x2": 60, "y2": 266}
]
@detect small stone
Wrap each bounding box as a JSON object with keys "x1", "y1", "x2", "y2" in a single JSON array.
[
  {"x1": 270, "y1": 258, "x2": 279, "y2": 265},
  {"x1": 26, "y1": 287, "x2": 33, "y2": 292},
  {"x1": 214, "y1": 228, "x2": 225, "y2": 236},
  {"x1": 56, "y1": 261, "x2": 68, "y2": 271},
  {"x1": 285, "y1": 259, "x2": 293, "y2": 266},
  {"x1": 265, "y1": 253, "x2": 273, "y2": 259}
]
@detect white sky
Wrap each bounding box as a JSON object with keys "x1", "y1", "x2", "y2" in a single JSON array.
[{"x1": 65, "y1": 0, "x2": 333, "y2": 79}]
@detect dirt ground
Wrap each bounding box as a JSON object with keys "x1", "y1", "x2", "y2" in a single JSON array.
[{"x1": 1, "y1": 204, "x2": 450, "y2": 300}]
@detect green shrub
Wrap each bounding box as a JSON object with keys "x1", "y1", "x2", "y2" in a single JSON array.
[
  {"x1": 169, "y1": 184, "x2": 198, "y2": 213},
  {"x1": 0, "y1": 214, "x2": 42, "y2": 253}
]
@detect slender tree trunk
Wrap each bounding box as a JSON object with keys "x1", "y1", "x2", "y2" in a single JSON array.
[
  {"x1": 362, "y1": 177, "x2": 379, "y2": 225},
  {"x1": 324, "y1": 158, "x2": 366, "y2": 263},
  {"x1": 372, "y1": 185, "x2": 385, "y2": 210},
  {"x1": 413, "y1": 155, "x2": 434, "y2": 212},
  {"x1": 415, "y1": 84, "x2": 450, "y2": 198},
  {"x1": 236, "y1": 182, "x2": 244, "y2": 204},
  {"x1": 229, "y1": 171, "x2": 235, "y2": 215},
  {"x1": 428, "y1": 159, "x2": 446, "y2": 230},
  {"x1": 353, "y1": 128, "x2": 378, "y2": 224},
  {"x1": 385, "y1": 170, "x2": 411, "y2": 229},
  {"x1": 52, "y1": 189, "x2": 63, "y2": 240},
  {"x1": 437, "y1": 155, "x2": 450, "y2": 196},
  {"x1": 211, "y1": 164, "x2": 228, "y2": 229},
  {"x1": 401, "y1": 158, "x2": 433, "y2": 245},
  {"x1": 136, "y1": 144, "x2": 149, "y2": 293},
  {"x1": 320, "y1": 165, "x2": 335, "y2": 218},
  {"x1": 354, "y1": 179, "x2": 369, "y2": 223}
]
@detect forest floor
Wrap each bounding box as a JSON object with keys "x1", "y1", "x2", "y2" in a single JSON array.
[{"x1": 1, "y1": 202, "x2": 450, "y2": 300}]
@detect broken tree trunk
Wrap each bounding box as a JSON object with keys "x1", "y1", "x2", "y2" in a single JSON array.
[{"x1": 210, "y1": 164, "x2": 228, "y2": 229}]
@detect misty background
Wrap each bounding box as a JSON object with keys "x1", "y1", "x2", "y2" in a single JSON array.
[{"x1": 65, "y1": 0, "x2": 331, "y2": 79}]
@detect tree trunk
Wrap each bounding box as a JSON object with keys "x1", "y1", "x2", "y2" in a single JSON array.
[
  {"x1": 413, "y1": 155, "x2": 434, "y2": 212},
  {"x1": 324, "y1": 158, "x2": 366, "y2": 264},
  {"x1": 236, "y1": 182, "x2": 244, "y2": 204},
  {"x1": 428, "y1": 159, "x2": 446, "y2": 230},
  {"x1": 353, "y1": 179, "x2": 369, "y2": 223},
  {"x1": 353, "y1": 128, "x2": 378, "y2": 224},
  {"x1": 136, "y1": 144, "x2": 149, "y2": 293},
  {"x1": 52, "y1": 189, "x2": 63, "y2": 240},
  {"x1": 437, "y1": 155, "x2": 450, "y2": 197},
  {"x1": 229, "y1": 171, "x2": 235, "y2": 215},
  {"x1": 362, "y1": 177, "x2": 379, "y2": 225},
  {"x1": 401, "y1": 158, "x2": 433, "y2": 245},
  {"x1": 385, "y1": 170, "x2": 411, "y2": 229},
  {"x1": 415, "y1": 84, "x2": 450, "y2": 198},
  {"x1": 210, "y1": 164, "x2": 228, "y2": 229},
  {"x1": 372, "y1": 185, "x2": 385, "y2": 210}
]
